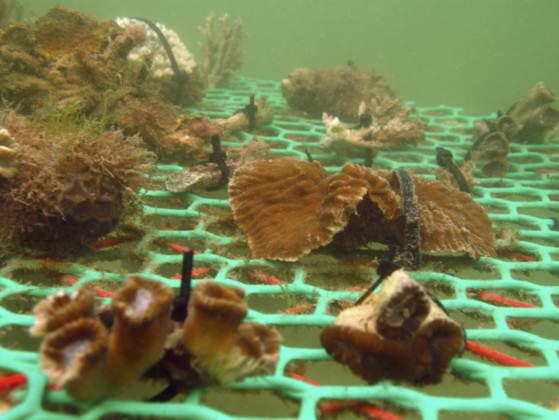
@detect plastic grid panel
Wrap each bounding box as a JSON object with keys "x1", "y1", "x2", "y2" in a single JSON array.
[{"x1": 0, "y1": 76, "x2": 558, "y2": 419}]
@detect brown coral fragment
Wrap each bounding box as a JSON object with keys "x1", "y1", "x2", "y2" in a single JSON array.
[
  {"x1": 30, "y1": 289, "x2": 95, "y2": 337},
  {"x1": 230, "y1": 158, "x2": 495, "y2": 262},
  {"x1": 108, "y1": 276, "x2": 173, "y2": 388},
  {"x1": 229, "y1": 157, "x2": 370, "y2": 261},
  {"x1": 281, "y1": 63, "x2": 395, "y2": 122},
  {"x1": 39, "y1": 318, "x2": 109, "y2": 401},
  {"x1": 507, "y1": 82, "x2": 559, "y2": 143},
  {"x1": 182, "y1": 280, "x2": 280, "y2": 383},
  {"x1": 321, "y1": 266, "x2": 464, "y2": 385}
]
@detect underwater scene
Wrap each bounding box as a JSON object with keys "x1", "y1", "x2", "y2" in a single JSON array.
[{"x1": 0, "y1": 1, "x2": 558, "y2": 419}]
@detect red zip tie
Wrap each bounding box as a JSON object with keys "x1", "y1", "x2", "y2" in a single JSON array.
[
  {"x1": 285, "y1": 303, "x2": 314, "y2": 314},
  {"x1": 94, "y1": 236, "x2": 133, "y2": 250},
  {"x1": 171, "y1": 267, "x2": 210, "y2": 279},
  {"x1": 465, "y1": 341, "x2": 534, "y2": 367},
  {"x1": 502, "y1": 251, "x2": 538, "y2": 262},
  {"x1": 475, "y1": 291, "x2": 536, "y2": 308},
  {"x1": 0, "y1": 373, "x2": 26, "y2": 393},
  {"x1": 288, "y1": 373, "x2": 401, "y2": 419},
  {"x1": 288, "y1": 372, "x2": 321, "y2": 386},
  {"x1": 319, "y1": 400, "x2": 401, "y2": 420},
  {"x1": 249, "y1": 269, "x2": 284, "y2": 285},
  {"x1": 167, "y1": 243, "x2": 201, "y2": 254},
  {"x1": 95, "y1": 288, "x2": 113, "y2": 298}
]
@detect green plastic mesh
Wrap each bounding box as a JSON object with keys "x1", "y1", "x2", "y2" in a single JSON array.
[{"x1": 1, "y1": 76, "x2": 559, "y2": 419}]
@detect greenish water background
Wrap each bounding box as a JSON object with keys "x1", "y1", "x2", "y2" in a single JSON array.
[{"x1": 23, "y1": 0, "x2": 559, "y2": 114}]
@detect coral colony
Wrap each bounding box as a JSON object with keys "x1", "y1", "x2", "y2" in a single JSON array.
[{"x1": 0, "y1": 3, "x2": 556, "y2": 415}]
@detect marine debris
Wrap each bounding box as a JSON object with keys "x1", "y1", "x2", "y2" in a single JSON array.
[
  {"x1": 281, "y1": 62, "x2": 396, "y2": 121},
  {"x1": 0, "y1": 114, "x2": 153, "y2": 254},
  {"x1": 321, "y1": 262, "x2": 464, "y2": 385},
  {"x1": 229, "y1": 157, "x2": 495, "y2": 262},
  {"x1": 32, "y1": 268, "x2": 280, "y2": 401},
  {"x1": 506, "y1": 82, "x2": 559, "y2": 143},
  {"x1": 165, "y1": 138, "x2": 270, "y2": 193},
  {"x1": 198, "y1": 13, "x2": 245, "y2": 88},
  {"x1": 321, "y1": 97, "x2": 425, "y2": 158}
]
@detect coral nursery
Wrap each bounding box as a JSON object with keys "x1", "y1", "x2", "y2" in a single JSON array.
[{"x1": 0, "y1": 4, "x2": 558, "y2": 420}]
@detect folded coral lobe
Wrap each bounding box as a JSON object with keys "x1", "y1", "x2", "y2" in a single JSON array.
[
  {"x1": 413, "y1": 176, "x2": 496, "y2": 257},
  {"x1": 229, "y1": 158, "x2": 368, "y2": 261}
]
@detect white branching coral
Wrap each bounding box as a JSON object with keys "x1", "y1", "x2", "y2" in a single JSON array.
[
  {"x1": 198, "y1": 13, "x2": 245, "y2": 87},
  {"x1": 115, "y1": 17, "x2": 197, "y2": 78}
]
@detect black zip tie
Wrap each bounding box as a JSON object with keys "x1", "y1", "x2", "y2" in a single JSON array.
[
  {"x1": 395, "y1": 168, "x2": 422, "y2": 268},
  {"x1": 354, "y1": 261, "x2": 400, "y2": 305},
  {"x1": 206, "y1": 134, "x2": 229, "y2": 190},
  {"x1": 234, "y1": 95, "x2": 258, "y2": 132},
  {"x1": 133, "y1": 17, "x2": 189, "y2": 105},
  {"x1": 304, "y1": 148, "x2": 314, "y2": 162},
  {"x1": 435, "y1": 147, "x2": 470, "y2": 193},
  {"x1": 171, "y1": 250, "x2": 193, "y2": 322}
]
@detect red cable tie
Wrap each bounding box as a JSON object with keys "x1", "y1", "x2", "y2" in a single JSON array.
[
  {"x1": 0, "y1": 373, "x2": 26, "y2": 393},
  {"x1": 465, "y1": 341, "x2": 534, "y2": 367},
  {"x1": 250, "y1": 269, "x2": 283, "y2": 285},
  {"x1": 288, "y1": 373, "x2": 401, "y2": 420},
  {"x1": 95, "y1": 288, "x2": 113, "y2": 298},
  {"x1": 502, "y1": 252, "x2": 538, "y2": 262},
  {"x1": 167, "y1": 243, "x2": 201, "y2": 254},
  {"x1": 285, "y1": 303, "x2": 314, "y2": 314},
  {"x1": 475, "y1": 291, "x2": 536, "y2": 308},
  {"x1": 94, "y1": 236, "x2": 133, "y2": 249},
  {"x1": 170, "y1": 267, "x2": 209, "y2": 279},
  {"x1": 61, "y1": 275, "x2": 78, "y2": 285}
]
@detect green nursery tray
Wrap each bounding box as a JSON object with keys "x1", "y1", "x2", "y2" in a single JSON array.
[{"x1": 1, "y1": 76, "x2": 558, "y2": 419}]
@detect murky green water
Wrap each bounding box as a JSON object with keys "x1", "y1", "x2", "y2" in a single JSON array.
[{"x1": 22, "y1": 0, "x2": 559, "y2": 114}]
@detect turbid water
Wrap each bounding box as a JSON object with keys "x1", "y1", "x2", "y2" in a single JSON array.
[{"x1": 23, "y1": 0, "x2": 559, "y2": 114}]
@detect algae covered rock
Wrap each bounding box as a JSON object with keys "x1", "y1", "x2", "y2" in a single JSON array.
[{"x1": 0, "y1": 114, "x2": 154, "y2": 254}]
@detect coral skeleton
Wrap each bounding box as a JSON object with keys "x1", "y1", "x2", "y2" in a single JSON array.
[
  {"x1": 321, "y1": 263, "x2": 464, "y2": 385},
  {"x1": 115, "y1": 17, "x2": 197, "y2": 78},
  {"x1": 229, "y1": 157, "x2": 495, "y2": 262},
  {"x1": 198, "y1": 13, "x2": 245, "y2": 87}
]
